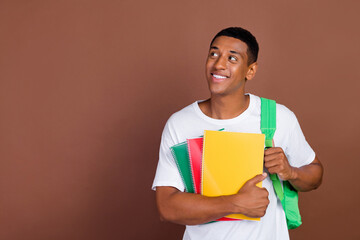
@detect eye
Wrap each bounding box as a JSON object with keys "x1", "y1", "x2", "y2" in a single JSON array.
[
  {"x1": 229, "y1": 55, "x2": 237, "y2": 61},
  {"x1": 209, "y1": 52, "x2": 218, "y2": 57}
]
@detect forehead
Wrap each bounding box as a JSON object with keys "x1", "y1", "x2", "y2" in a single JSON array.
[{"x1": 210, "y1": 36, "x2": 248, "y2": 55}]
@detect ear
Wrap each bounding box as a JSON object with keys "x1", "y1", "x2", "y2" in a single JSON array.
[{"x1": 245, "y1": 62, "x2": 258, "y2": 81}]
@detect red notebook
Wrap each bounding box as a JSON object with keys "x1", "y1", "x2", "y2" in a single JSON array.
[
  {"x1": 187, "y1": 137, "x2": 239, "y2": 222},
  {"x1": 187, "y1": 137, "x2": 203, "y2": 194}
]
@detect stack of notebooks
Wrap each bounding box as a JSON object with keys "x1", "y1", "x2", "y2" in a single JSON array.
[{"x1": 170, "y1": 130, "x2": 265, "y2": 221}]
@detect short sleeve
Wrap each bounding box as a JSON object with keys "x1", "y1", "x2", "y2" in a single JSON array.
[
  {"x1": 151, "y1": 119, "x2": 185, "y2": 192},
  {"x1": 285, "y1": 116, "x2": 316, "y2": 168}
]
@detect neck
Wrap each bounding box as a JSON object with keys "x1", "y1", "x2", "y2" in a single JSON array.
[{"x1": 200, "y1": 93, "x2": 250, "y2": 120}]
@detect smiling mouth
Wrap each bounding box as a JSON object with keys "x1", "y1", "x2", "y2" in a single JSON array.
[{"x1": 211, "y1": 73, "x2": 228, "y2": 82}]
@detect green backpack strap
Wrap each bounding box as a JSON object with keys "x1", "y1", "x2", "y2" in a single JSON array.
[
  {"x1": 260, "y1": 98, "x2": 284, "y2": 201},
  {"x1": 260, "y1": 97, "x2": 302, "y2": 229},
  {"x1": 282, "y1": 181, "x2": 302, "y2": 229}
]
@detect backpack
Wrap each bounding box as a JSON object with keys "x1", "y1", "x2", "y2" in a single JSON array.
[{"x1": 260, "y1": 97, "x2": 302, "y2": 229}]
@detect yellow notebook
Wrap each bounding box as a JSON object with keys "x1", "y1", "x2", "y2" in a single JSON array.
[{"x1": 201, "y1": 130, "x2": 265, "y2": 221}]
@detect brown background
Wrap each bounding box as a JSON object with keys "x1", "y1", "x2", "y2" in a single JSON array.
[{"x1": 1, "y1": 0, "x2": 359, "y2": 239}]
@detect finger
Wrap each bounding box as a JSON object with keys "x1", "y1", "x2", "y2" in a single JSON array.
[
  {"x1": 264, "y1": 147, "x2": 283, "y2": 155},
  {"x1": 264, "y1": 151, "x2": 283, "y2": 160},
  {"x1": 267, "y1": 167, "x2": 277, "y2": 175},
  {"x1": 246, "y1": 173, "x2": 267, "y2": 185},
  {"x1": 259, "y1": 187, "x2": 269, "y2": 198},
  {"x1": 264, "y1": 153, "x2": 281, "y2": 162},
  {"x1": 267, "y1": 166, "x2": 284, "y2": 175},
  {"x1": 264, "y1": 159, "x2": 279, "y2": 169}
]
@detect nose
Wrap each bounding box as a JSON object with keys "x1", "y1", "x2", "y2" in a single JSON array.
[{"x1": 214, "y1": 55, "x2": 227, "y2": 70}]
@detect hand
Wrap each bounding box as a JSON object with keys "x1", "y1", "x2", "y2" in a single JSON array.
[
  {"x1": 264, "y1": 147, "x2": 296, "y2": 181},
  {"x1": 231, "y1": 173, "x2": 269, "y2": 218}
]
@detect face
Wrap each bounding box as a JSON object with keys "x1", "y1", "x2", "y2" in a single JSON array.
[{"x1": 205, "y1": 36, "x2": 257, "y2": 96}]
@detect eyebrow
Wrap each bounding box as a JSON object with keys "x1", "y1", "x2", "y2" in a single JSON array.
[{"x1": 229, "y1": 50, "x2": 241, "y2": 55}]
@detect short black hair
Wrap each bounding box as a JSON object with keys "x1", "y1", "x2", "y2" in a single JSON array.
[{"x1": 210, "y1": 27, "x2": 259, "y2": 65}]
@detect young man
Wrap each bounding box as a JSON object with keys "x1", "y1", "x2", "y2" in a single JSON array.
[{"x1": 152, "y1": 27, "x2": 323, "y2": 240}]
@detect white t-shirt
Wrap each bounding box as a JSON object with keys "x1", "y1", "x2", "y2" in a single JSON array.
[{"x1": 152, "y1": 94, "x2": 315, "y2": 240}]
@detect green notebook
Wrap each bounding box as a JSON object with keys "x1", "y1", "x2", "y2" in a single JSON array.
[{"x1": 170, "y1": 142, "x2": 195, "y2": 193}]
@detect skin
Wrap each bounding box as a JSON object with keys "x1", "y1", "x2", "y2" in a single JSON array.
[
  {"x1": 264, "y1": 147, "x2": 323, "y2": 192},
  {"x1": 200, "y1": 36, "x2": 258, "y2": 120},
  {"x1": 156, "y1": 36, "x2": 323, "y2": 225},
  {"x1": 156, "y1": 173, "x2": 269, "y2": 225}
]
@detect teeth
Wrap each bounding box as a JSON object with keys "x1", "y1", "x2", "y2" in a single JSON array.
[{"x1": 213, "y1": 74, "x2": 227, "y2": 79}]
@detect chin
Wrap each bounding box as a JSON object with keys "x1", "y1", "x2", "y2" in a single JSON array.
[
  {"x1": 209, "y1": 88, "x2": 227, "y2": 96},
  {"x1": 208, "y1": 82, "x2": 227, "y2": 93}
]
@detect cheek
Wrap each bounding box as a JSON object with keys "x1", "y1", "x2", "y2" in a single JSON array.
[
  {"x1": 205, "y1": 62, "x2": 212, "y2": 74},
  {"x1": 232, "y1": 66, "x2": 247, "y2": 77}
]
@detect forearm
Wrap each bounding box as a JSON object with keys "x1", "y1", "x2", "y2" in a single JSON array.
[
  {"x1": 156, "y1": 174, "x2": 269, "y2": 225},
  {"x1": 288, "y1": 157, "x2": 323, "y2": 192},
  {"x1": 156, "y1": 186, "x2": 235, "y2": 225}
]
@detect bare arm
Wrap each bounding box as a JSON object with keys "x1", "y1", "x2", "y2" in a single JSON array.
[
  {"x1": 264, "y1": 147, "x2": 323, "y2": 192},
  {"x1": 156, "y1": 173, "x2": 269, "y2": 225}
]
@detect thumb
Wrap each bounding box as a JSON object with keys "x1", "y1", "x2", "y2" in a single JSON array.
[{"x1": 246, "y1": 173, "x2": 267, "y2": 185}]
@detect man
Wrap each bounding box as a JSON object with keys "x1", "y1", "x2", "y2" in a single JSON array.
[{"x1": 152, "y1": 27, "x2": 323, "y2": 240}]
